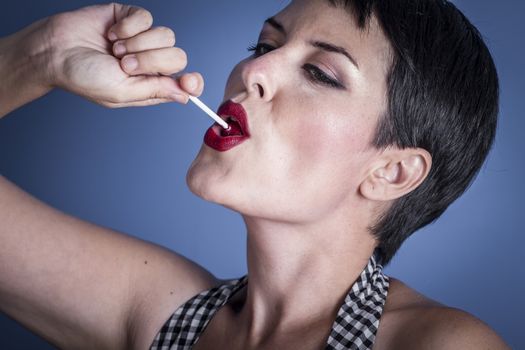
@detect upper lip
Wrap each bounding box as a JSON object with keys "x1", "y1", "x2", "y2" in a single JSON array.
[{"x1": 217, "y1": 100, "x2": 250, "y2": 137}]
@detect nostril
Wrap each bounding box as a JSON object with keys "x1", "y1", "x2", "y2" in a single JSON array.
[{"x1": 256, "y1": 84, "x2": 264, "y2": 98}]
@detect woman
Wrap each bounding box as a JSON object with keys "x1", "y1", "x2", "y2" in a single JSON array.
[{"x1": 0, "y1": 0, "x2": 511, "y2": 349}]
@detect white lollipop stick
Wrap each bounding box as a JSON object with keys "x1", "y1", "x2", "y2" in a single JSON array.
[{"x1": 188, "y1": 96, "x2": 229, "y2": 129}]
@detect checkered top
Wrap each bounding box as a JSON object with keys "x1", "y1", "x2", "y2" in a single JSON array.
[{"x1": 150, "y1": 251, "x2": 389, "y2": 349}]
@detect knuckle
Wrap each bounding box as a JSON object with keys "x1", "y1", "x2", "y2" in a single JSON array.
[
  {"x1": 146, "y1": 77, "x2": 164, "y2": 99},
  {"x1": 149, "y1": 91, "x2": 163, "y2": 100}
]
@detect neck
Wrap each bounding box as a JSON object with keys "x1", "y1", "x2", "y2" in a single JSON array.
[{"x1": 235, "y1": 211, "x2": 377, "y2": 345}]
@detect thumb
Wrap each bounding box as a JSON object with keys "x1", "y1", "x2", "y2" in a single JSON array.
[
  {"x1": 121, "y1": 75, "x2": 190, "y2": 104},
  {"x1": 178, "y1": 72, "x2": 205, "y2": 97}
]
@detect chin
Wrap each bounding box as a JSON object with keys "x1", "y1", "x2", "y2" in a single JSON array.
[
  {"x1": 187, "y1": 151, "x2": 214, "y2": 200},
  {"x1": 186, "y1": 146, "x2": 233, "y2": 207},
  {"x1": 186, "y1": 147, "x2": 259, "y2": 218}
]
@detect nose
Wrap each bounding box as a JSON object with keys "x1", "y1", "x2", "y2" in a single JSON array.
[{"x1": 241, "y1": 53, "x2": 279, "y2": 102}]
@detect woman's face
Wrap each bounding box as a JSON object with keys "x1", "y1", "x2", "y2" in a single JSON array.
[{"x1": 187, "y1": 0, "x2": 392, "y2": 223}]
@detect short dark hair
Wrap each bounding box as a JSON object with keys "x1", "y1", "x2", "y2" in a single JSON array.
[{"x1": 327, "y1": 0, "x2": 499, "y2": 264}]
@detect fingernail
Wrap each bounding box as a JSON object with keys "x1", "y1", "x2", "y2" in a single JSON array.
[
  {"x1": 114, "y1": 42, "x2": 126, "y2": 56},
  {"x1": 108, "y1": 31, "x2": 117, "y2": 41},
  {"x1": 187, "y1": 75, "x2": 198, "y2": 91},
  {"x1": 123, "y1": 56, "x2": 138, "y2": 71}
]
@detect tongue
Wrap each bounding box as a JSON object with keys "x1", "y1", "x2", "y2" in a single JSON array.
[{"x1": 220, "y1": 119, "x2": 243, "y2": 137}]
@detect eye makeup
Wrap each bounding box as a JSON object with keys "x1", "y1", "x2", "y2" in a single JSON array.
[{"x1": 247, "y1": 43, "x2": 346, "y2": 89}]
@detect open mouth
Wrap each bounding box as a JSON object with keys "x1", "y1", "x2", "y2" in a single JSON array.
[
  {"x1": 203, "y1": 100, "x2": 250, "y2": 152},
  {"x1": 220, "y1": 116, "x2": 244, "y2": 137}
]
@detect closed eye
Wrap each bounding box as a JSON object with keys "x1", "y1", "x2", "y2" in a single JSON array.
[
  {"x1": 247, "y1": 43, "x2": 346, "y2": 90},
  {"x1": 302, "y1": 64, "x2": 345, "y2": 89}
]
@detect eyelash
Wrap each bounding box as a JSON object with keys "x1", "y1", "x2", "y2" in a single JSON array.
[{"x1": 247, "y1": 43, "x2": 345, "y2": 90}]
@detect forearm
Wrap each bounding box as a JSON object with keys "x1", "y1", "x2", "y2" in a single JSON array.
[{"x1": 0, "y1": 17, "x2": 55, "y2": 118}]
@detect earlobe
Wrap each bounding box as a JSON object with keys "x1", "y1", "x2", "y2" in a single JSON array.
[{"x1": 360, "y1": 148, "x2": 432, "y2": 202}]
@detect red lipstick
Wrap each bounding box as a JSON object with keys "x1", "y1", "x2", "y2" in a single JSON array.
[{"x1": 204, "y1": 100, "x2": 250, "y2": 152}]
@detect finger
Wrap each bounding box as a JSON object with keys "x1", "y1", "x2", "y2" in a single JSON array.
[
  {"x1": 112, "y1": 75, "x2": 189, "y2": 104},
  {"x1": 105, "y1": 97, "x2": 177, "y2": 108},
  {"x1": 112, "y1": 26, "x2": 176, "y2": 58},
  {"x1": 120, "y1": 47, "x2": 187, "y2": 76},
  {"x1": 179, "y1": 72, "x2": 204, "y2": 97},
  {"x1": 108, "y1": 5, "x2": 153, "y2": 41}
]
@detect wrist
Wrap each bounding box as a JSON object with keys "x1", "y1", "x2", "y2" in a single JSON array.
[
  {"x1": 0, "y1": 17, "x2": 56, "y2": 117},
  {"x1": 16, "y1": 17, "x2": 57, "y2": 88}
]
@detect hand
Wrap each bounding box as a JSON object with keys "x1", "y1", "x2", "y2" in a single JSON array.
[{"x1": 48, "y1": 3, "x2": 203, "y2": 107}]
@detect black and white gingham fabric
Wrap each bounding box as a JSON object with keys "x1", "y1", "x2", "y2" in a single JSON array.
[
  {"x1": 325, "y1": 251, "x2": 390, "y2": 349},
  {"x1": 150, "y1": 250, "x2": 389, "y2": 350}
]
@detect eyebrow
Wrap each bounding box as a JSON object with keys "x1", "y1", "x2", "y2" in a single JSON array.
[
  {"x1": 264, "y1": 17, "x2": 286, "y2": 35},
  {"x1": 264, "y1": 17, "x2": 360, "y2": 70}
]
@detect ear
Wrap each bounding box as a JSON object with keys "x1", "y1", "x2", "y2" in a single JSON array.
[{"x1": 360, "y1": 148, "x2": 432, "y2": 201}]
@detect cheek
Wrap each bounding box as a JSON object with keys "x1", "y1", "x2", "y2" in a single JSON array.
[
  {"x1": 285, "y1": 107, "x2": 370, "y2": 167},
  {"x1": 293, "y1": 123, "x2": 333, "y2": 165},
  {"x1": 272, "y1": 100, "x2": 378, "y2": 211}
]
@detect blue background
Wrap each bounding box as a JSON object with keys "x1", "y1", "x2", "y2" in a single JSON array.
[{"x1": 0, "y1": 0, "x2": 523, "y2": 348}]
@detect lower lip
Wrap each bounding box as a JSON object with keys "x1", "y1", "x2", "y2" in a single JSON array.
[{"x1": 204, "y1": 124, "x2": 249, "y2": 152}]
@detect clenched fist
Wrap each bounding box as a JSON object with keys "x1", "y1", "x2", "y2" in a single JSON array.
[{"x1": 25, "y1": 3, "x2": 203, "y2": 109}]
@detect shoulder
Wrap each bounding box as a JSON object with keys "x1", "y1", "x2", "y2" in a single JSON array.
[{"x1": 374, "y1": 278, "x2": 510, "y2": 350}]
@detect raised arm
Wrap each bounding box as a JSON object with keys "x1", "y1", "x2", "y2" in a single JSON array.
[
  {"x1": 0, "y1": 3, "x2": 203, "y2": 117},
  {"x1": 0, "y1": 4, "x2": 217, "y2": 349}
]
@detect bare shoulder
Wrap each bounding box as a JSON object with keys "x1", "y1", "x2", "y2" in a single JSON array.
[
  {"x1": 374, "y1": 277, "x2": 510, "y2": 350},
  {"x1": 125, "y1": 239, "x2": 220, "y2": 350}
]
